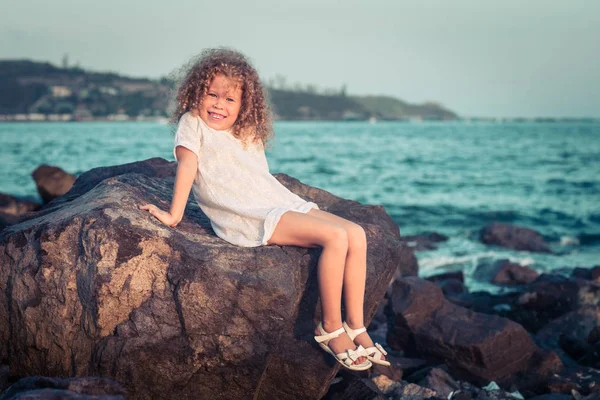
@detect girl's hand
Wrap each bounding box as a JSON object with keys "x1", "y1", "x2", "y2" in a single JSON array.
[{"x1": 139, "y1": 204, "x2": 181, "y2": 228}]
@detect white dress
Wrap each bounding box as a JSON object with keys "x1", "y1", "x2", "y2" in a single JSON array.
[{"x1": 173, "y1": 112, "x2": 319, "y2": 247}]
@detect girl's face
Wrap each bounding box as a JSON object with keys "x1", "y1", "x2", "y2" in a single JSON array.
[{"x1": 199, "y1": 74, "x2": 242, "y2": 131}]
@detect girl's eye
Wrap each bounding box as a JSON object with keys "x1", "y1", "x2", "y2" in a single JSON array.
[
  {"x1": 208, "y1": 93, "x2": 217, "y2": 98},
  {"x1": 226, "y1": 98, "x2": 234, "y2": 102}
]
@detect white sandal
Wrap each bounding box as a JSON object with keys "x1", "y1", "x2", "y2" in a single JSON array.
[
  {"x1": 343, "y1": 321, "x2": 391, "y2": 367},
  {"x1": 314, "y1": 322, "x2": 372, "y2": 371}
]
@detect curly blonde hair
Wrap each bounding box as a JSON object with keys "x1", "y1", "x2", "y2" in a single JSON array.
[{"x1": 170, "y1": 48, "x2": 273, "y2": 148}]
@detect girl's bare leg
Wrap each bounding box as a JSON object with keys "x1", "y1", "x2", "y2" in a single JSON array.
[
  {"x1": 266, "y1": 210, "x2": 367, "y2": 365},
  {"x1": 306, "y1": 209, "x2": 385, "y2": 362}
]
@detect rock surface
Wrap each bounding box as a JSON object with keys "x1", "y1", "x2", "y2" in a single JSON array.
[
  {"x1": 0, "y1": 158, "x2": 404, "y2": 400},
  {"x1": 479, "y1": 223, "x2": 551, "y2": 253}
]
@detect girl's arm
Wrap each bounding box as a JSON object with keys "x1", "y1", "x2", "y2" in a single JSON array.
[{"x1": 139, "y1": 146, "x2": 198, "y2": 227}]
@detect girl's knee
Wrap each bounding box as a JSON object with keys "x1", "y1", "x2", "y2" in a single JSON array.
[
  {"x1": 347, "y1": 223, "x2": 367, "y2": 252},
  {"x1": 322, "y1": 225, "x2": 348, "y2": 251}
]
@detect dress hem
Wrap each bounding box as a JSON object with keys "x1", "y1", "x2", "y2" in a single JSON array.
[{"x1": 261, "y1": 202, "x2": 320, "y2": 246}]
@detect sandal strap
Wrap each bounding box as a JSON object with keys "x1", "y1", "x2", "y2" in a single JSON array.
[
  {"x1": 342, "y1": 321, "x2": 367, "y2": 340},
  {"x1": 336, "y1": 345, "x2": 369, "y2": 366},
  {"x1": 314, "y1": 323, "x2": 346, "y2": 343},
  {"x1": 336, "y1": 348, "x2": 360, "y2": 365},
  {"x1": 365, "y1": 343, "x2": 388, "y2": 359}
]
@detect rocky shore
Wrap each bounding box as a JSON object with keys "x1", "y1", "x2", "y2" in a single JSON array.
[{"x1": 0, "y1": 160, "x2": 599, "y2": 400}]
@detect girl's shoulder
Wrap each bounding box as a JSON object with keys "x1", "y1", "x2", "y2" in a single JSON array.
[{"x1": 178, "y1": 111, "x2": 203, "y2": 132}]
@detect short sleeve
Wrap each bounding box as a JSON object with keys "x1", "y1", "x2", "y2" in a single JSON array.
[{"x1": 173, "y1": 113, "x2": 202, "y2": 161}]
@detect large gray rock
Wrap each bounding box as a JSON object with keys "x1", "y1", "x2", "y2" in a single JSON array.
[{"x1": 0, "y1": 158, "x2": 404, "y2": 400}]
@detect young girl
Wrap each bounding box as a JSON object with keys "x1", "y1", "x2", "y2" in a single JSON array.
[{"x1": 139, "y1": 48, "x2": 388, "y2": 371}]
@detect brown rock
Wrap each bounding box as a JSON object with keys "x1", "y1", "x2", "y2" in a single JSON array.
[
  {"x1": 0, "y1": 194, "x2": 40, "y2": 231},
  {"x1": 479, "y1": 223, "x2": 551, "y2": 253},
  {"x1": 0, "y1": 193, "x2": 40, "y2": 216},
  {"x1": 472, "y1": 259, "x2": 539, "y2": 285},
  {"x1": 417, "y1": 367, "x2": 459, "y2": 398},
  {"x1": 395, "y1": 240, "x2": 419, "y2": 278},
  {"x1": 511, "y1": 348, "x2": 563, "y2": 396},
  {"x1": 31, "y1": 164, "x2": 76, "y2": 204},
  {"x1": 387, "y1": 277, "x2": 543, "y2": 386},
  {"x1": 0, "y1": 158, "x2": 403, "y2": 400},
  {"x1": 492, "y1": 261, "x2": 539, "y2": 285},
  {"x1": 537, "y1": 307, "x2": 600, "y2": 363}
]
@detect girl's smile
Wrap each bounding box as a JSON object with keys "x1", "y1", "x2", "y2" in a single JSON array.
[{"x1": 199, "y1": 74, "x2": 242, "y2": 131}]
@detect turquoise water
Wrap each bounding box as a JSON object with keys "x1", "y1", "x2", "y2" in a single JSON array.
[{"x1": 1, "y1": 121, "x2": 599, "y2": 289}]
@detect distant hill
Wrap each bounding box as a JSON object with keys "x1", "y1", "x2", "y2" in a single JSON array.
[{"x1": 0, "y1": 60, "x2": 458, "y2": 121}]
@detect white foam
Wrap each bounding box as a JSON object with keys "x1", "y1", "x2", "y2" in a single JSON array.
[{"x1": 560, "y1": 235, "x2": 580, "y2": 246}]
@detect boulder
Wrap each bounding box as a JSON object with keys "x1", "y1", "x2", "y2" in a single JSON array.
[
  {"x1": 417, "y1": 367, "x2": 459, "y2": 399},
  {"x1": 492, "y1": 261, "x2": 539, "y2": 285},
  {"x1": 537, "y1": 307, "x2": 600, "y2": 365},
  {"x1": 426, "y1": 271, "x2": 466, "y2": 296},
  {"x1": 31, "y1": 165, "x2": 76, "y2": 204},
  {"x1": 473, "y1": 259, "x2": 539, "y2": 285},
  {"x1": 386, "y1": 277, "x2": 558, "y2": 386},
  {"x1": 402, "y1": 232, "x2": 449, "y2": 251},
  {"x1": 0, "y1": 193, "x2": 40, "y2": 216},
  {"x1": 0, "y1": 194, "x2": 40, "y2": 231},
  {"x1": 479, "y1": 223, "x2": 551, "y2": 253},
  {"x1": 572, "y1": 266, "x2": 600, "y2": 283},
  {"x1": 395, "y1": 240, "x2": 419, "y2": 278},
  {"x1": 0, "y1": 158, "x2": 403, "y2": 400},
  {"x1": 0, "y1": 376, "x2": 126, "y2": 400},
  {"x1": 451, "y1": 274, "x2": 600, "y2": 334}
]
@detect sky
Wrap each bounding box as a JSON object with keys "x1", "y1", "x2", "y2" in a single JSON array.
[{"x1": 2, "y1": 0, "x2": 599, "y2": 118}]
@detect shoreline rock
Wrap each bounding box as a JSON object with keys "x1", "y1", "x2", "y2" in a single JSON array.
[
  {"x1": 0, "y1": 158, "x2": 404, "y2": 400},
  {"x1": 31, "y1": 164, "x2": 76, "y2": 204},
  {"x1": 479, "y1": 222, "x2": 551, "y2": 253}
]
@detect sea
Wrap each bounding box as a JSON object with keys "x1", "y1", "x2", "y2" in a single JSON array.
[{"x1": 1, "y1": 120, "x2": 599, "y2": 292}]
